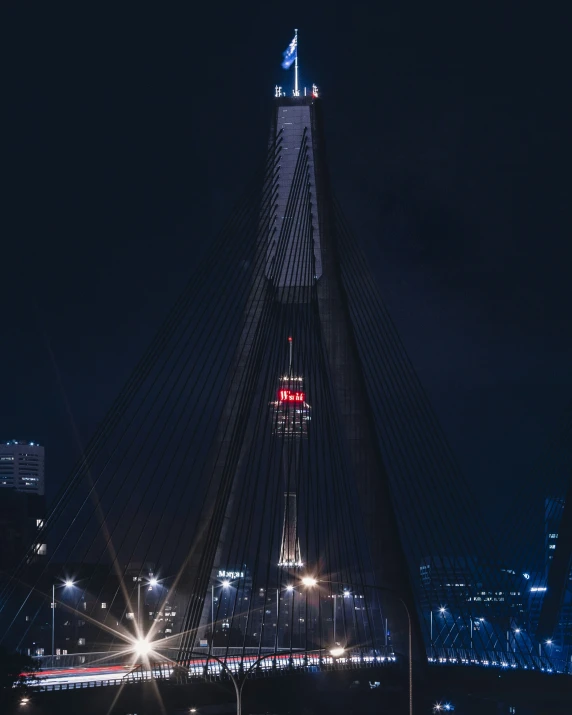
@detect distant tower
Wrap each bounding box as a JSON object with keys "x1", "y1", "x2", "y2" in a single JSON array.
[{"x1": 270, "y1": 338, "x2": 310, "y2": 568}]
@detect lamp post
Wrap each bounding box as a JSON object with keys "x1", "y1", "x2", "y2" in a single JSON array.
[
  {"x1": 51, "y1": 580, "x2": 74, "y2": 657},
  {"x1": 211, "y1": 579, "x2": 231, "y2": 645},
  {"x1": 275, "y1": 584, "x2": 295, "y2": 648},
  {"x1": 430, "y1": 607, "x2": 446, "y2": 656},
  {"x1": 137, "y1": 574, "x2": 160, "y2": 633},
  {"x1": 178, "y1": 646, "x2": 345, "y2": 715},
  {"x1": 301, "y1": 577, "x2": 413, "y2": 715},
  {"x1": 540, "y1": 638, "x2": 552, "y2": 660}
]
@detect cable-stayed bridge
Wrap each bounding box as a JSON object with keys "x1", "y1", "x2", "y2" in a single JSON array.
[{"x1": 1, "y1": 85, "x2": 572, "y2": 713}]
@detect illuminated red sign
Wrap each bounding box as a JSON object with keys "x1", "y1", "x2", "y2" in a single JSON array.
[{"x1": 278, "y1": 389, "x2": 306, "y2": 403}]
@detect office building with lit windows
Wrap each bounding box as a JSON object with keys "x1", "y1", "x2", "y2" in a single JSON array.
[
  {"x1": 0, "y1": 440, "x2": 45, "y2": 494},
  {"x1": 0, "y1": 440, "x2": 46, "y2": 570}
]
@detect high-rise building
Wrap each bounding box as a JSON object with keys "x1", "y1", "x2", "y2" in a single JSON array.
[
  {"x1": 0, "y1": 440, "x2": 46, "y2": 570},
  {"x1": 540, "y1": 496, "x2": 572, "y2": 650},
  {"x1": 0, "y1": 440, "x2": 45, "y2": 495},
  {"x1": 545, "y1": 496, "x2": 565, "y2": 573}
]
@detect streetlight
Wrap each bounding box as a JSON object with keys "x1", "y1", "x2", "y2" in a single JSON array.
[
  {"x1": 52, "y1": 580, "x2": 74, "y2": 656},
  {"x1": 276, "y1": 584, "x2": 295, "y2": 647},
  {"x1": 134, "y1": 637, "x2": 152, "y2": 657},
  {"x1": 137, "y1": 573, "x2": 164, "y2": 633},
  {"x1": 302, "y1": 577, "x2": 413, "y2": 715},
  {"x1": 301, "y1": 576, "x2": 317, "y2": 587},
  {"x1": 182, "y1": 646, "x2": 344, "y2": 715},
  {"x1": 211, "y1": 579, "x2": 232, "y2": 644},
  {"x1": 430, "y1": 607, "x2": 447, "y2": 654}
]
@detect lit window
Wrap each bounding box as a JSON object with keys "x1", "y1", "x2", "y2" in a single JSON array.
[
  {"x1": 101, "y1": 602, "x2": 107, "y2": 609},
  {"x1": 36, "y1": 519, "x2": 44, "y2": 528},
  {"x1": 126, "y1": 612, "x2": 134, "y2": 620},
  {"x1": 78, "y1": 638, "x2": 85, "y2": 646}
]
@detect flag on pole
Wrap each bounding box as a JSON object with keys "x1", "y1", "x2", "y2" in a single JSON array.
[{"x1": 281, "y1": 35, "x2": 297, "y2": 69}]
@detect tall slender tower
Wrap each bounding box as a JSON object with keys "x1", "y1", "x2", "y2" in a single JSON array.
[{"x1": 270, "y1": 337, "x2": 310, "y2": 568}]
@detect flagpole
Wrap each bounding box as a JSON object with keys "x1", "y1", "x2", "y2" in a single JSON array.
[{"x1": 294, "y1": 28, "x2": 299, "y2": 95}]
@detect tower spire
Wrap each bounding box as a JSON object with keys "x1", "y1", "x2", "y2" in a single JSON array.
[{"x1": 288, "y1": 336, "x2": 293, "y2": 377}]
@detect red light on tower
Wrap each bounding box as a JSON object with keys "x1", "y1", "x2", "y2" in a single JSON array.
[{"x1": 278, "y1": 389, "x2": 305, "y2": 403}]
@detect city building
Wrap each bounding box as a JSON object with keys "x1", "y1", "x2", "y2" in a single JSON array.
[
  {"x1": 0, "y1": 440, "x2": 46, "y2": 570},
  {"x1": 17, "y1": 562, "x2": 184, "y2": 658},
  {"x1": 545, "y1": 496, "x2": 565, "y2": 576},
  {"x1": 0, "y1": 440, "x2": 45, "y2": 494},
  {"x1": 419, "y1": 556, "x2": 527, "y2": 651}
]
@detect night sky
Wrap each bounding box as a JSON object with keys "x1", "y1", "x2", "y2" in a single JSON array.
[{"x1": 2, "y1": 4, "x2": 571, "y2": 528}]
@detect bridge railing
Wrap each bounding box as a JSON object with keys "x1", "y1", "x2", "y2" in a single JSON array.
[
  {"x1": 34, "y1": 651, "x2": 129, "y2": 670},
  {"x1": 34, "y1": 645, "x2": 396, "y2": 674},
  {"x1": 427, "y1": 646, "x2": 572, "y2": 674}
]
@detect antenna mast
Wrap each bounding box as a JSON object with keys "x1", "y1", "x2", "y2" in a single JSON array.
[
  {"x1": 294, "y1": 28, "x2": 299, "y2": 96},
  {"x1": 288, "y1": 336, "x2": 293, "y2": 377}
]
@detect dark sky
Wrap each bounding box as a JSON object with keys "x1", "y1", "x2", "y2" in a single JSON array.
[{"x1": 2, "y1": 3, "x2": 571, "y2": 525}]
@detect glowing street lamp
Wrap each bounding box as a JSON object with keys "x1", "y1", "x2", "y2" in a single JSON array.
[
  {"x1": 134, "y1": 637, "x2": 152, "y2": 657},
  {"x1": 301, "y1": 576, "x2": 317, "y2": 587},
  {"x1": 330, "y1": 646, "x2": 345, "y2": 658},
  {"x1": 52, "y1": 579, "x2": 74, "y2": 656},
  {"x1": 430, "y1": 607, "x2": 447, "y2": 652},
  {"x1": 137, "y1": 573, "x2": 166, "y2": 631},
  {"x1": 211, "y1": 578, "x2": 233, "y2": 644}
]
